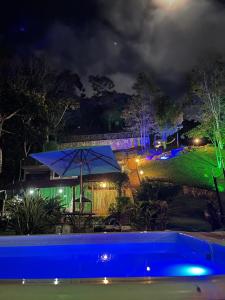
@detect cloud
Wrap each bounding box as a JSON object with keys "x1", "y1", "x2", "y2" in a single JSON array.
[{"x1": 40, "y1": 0, "x2": 225, "y2": 94}]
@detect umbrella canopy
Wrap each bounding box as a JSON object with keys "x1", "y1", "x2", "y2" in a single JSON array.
[{"x1": 30, "y1": 146, "x2": 121, "y2": 177}]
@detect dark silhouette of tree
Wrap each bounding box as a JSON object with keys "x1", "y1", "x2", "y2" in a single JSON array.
[{"x1": 89, "y1": 75, "x2": 115, "y2": 96}]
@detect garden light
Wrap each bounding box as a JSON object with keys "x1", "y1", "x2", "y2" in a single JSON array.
[
  {"x1": 103, "y1": 277, "x2": 109, "y2": 285},
  {"x1": 58, "y1": 188, "x2": 63, "y2": 194},
  {"x1": 29, "y1": 189, "x2": 35, "y2": 195},
  {"x1": 194, "y1": 138, "x2": 201, "y2": 145}
]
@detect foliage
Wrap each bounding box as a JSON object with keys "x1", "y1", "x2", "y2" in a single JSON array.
[
  {"x1": 186, "y1": 57, "x2": 225, "y2": 172},
  {"x1": 0, "y1": 54, "x2": 84, "y2": 182},
  {"x1": 135, "y1": 179, "x2": 178, "y2": 202},
  {"x1": 122, "y1": 74, "x2": 158, "y2": 150},
  {"x1": 133, "y1": 180, "x2": 178, "y2": 231},
  {"x1": 5, "y1": 194, "x2": 65, "y2": 234},
  {"x1": 122, "y1": 95, "x2": 155, "y2": 150},
  {"x1": 108, "y1": 196, "x2": 134, "y2": 226},
  {"x1": 89, "y1": 75, "x2": 115, "y2": 96},
  {"x1": 204, "y1": 198, "x2": 223, "y2": 231},
  {"x1": 102, "y1": 108, "x2": 122, "y2": 132},
  {"x1": 108, "y1": 196, "x2": 132, "y2": 216},
  {"x1": 122, "y1": 73, "x2": 183, "y2": 150},
  {"x1": 154, "y1": 95, "x2": 183, "y2": 149},
  {"x1": 135, "y1": 200, "x2": 167, "y2": 230},
  {"x1": 111, "y1": 172, "x2": 129, "y2": 197}
]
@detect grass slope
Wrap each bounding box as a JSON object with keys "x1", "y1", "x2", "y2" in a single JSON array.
[{"x1": 141, "y1": 146, "x2": 225, "y2": 191}]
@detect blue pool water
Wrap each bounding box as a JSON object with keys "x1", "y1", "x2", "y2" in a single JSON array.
[{"x1": 0, "y1": 232, "x2": 225, "y2": 280}]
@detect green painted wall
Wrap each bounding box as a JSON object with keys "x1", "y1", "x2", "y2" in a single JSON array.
[{"x1": 39, "y1": 185, "x2": 92, "y2": 212}]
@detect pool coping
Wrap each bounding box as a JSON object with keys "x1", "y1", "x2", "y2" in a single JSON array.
[{"x1": 0, "y1": 275, "x2": 225, "y2": 286}]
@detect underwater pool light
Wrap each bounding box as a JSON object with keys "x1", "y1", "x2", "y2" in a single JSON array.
[
  {"x1": 146, "y1": 266, "x2": 151, "y2": 272},
  {"x1": 172, "y1": 265, "x2": 211, "y2": 277},
  {"x1": 100, "y1": 253, "x2": 111, "y2": 262}
]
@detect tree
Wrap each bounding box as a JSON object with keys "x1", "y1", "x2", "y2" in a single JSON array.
[
  {"x1": 122, "y1": 95, "x2": 155, "y2": 150},
  {"x1": 8, "y1": 55, "x2": 83, "y2": 146},
  {"x1": 0, "y1": 71, "x2": 22, "y2": 173},
  {"x1": 186, "y1": 58, "x2": 225, "y2": 176},
  {"x1": 0, "y1": 54, "x2": 84, "y2": 181},
  {"x1": 0, "y1": 110, "x2": 19, "y2": 173},
  {"x1": 122, "y1": 74, "x2": 157, "y2": 150},
  {"x1": 45, "y1": 70, "x2": 84, "y2": 143},
  {"x1": 89, "y1": 75, "x2": 115, "y2": 97},
  {"x1": 154, "y1": 95, "x2": 184, "y2": 149},
  {"x1": 123, "y1": 73, "x2": 184, "y2": 151}
]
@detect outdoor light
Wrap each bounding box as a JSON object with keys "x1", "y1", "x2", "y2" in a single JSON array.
[
  {"x1": 171, "y1": 265, "x2": 211, "y2": 277},
  {"x1": 135, "y1": 158, "x2": 140, "y2": 163},
  {"x1": 100, "y1": 182, "x2": 107, "y2": 188},
  {"x1": 140, "y1": 170, "x2": 144, "y2": 175},
  {"x1": 194, "y1": 138, "x2": 201, "y2": 145},
  {"x1": 160, "y1": 155, "x2": 169, "y2": 160},
  {"x1": 58, "y1": 188, "x2": 63, "y2": 194},
  {"x1": 29, "y1": 189, "x2": 35, "y2": 195},
  {"x1": 103, "y1": 277, "x2": 109, "y2": 285},
  {"x1": 54, "y1": 278, "x2": 59, "y2": 285},
  {"x1": 146, "y1": 266, "x2": 151, "y2": 272},
  {"x1": 155, "y1": 141, "x2": 161, "y2": 148},
  {"x1": 22, "y1": 279, "x2": 26, "y2": 285}
]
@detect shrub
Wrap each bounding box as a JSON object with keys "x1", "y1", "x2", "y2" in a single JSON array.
[
  {"x1": 107, "y1": 196, "x2": 133, "y2": 226},
  {"x1": 5, "y1": 194, "x2": 65, "y2": 235},
  {"x1": 134, "y1": 180, "x2": 172, "y2": 231}
]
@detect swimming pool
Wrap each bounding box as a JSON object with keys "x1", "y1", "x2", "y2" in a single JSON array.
[{"x1": 0, "y1": 232, "x2": 225, "y2": 299}]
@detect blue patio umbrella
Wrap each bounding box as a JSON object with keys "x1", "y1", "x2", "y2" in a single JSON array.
[{"x1": 30, "y1": 146, "x2": 121, "y2": 210}]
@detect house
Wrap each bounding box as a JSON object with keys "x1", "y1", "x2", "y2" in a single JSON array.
[{"x1": 19, "y1": 161, "x2": 122, "y2": 216}]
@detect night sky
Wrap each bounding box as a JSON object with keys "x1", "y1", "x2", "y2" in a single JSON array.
[{"x1": 1, "y1": 0, "x2": 225, "y2": 95}]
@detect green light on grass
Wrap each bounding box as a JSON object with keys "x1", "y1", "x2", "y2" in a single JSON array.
[{"x1": 218, "y1": 185, "x2": 225, "y2": 192}]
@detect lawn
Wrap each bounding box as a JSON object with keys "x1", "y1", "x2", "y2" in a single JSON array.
[{"x1": 140, "y1": 146, "x2": 225, "y2": 191}]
